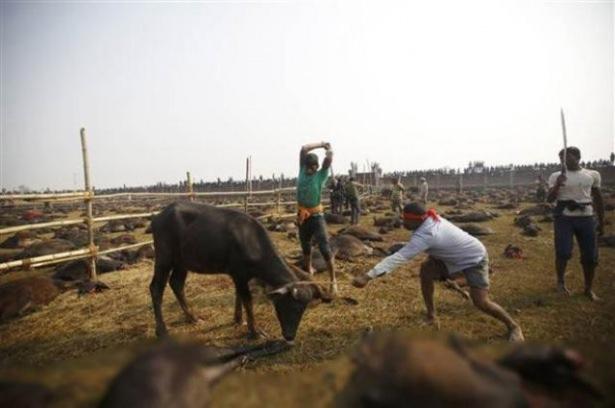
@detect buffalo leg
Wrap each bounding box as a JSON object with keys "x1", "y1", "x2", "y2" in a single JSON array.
[
  {"x1": 150, "y1": 261, "x2": 172, "y2": 337},
  {"x1": 234, "y1": 293, "x2": 243, "y2": 325},
  {"x1": 169, "y1": 265, "x2": 200, "y2": 324},
  {"x1": 234, "y1": 280, "x2": 262, "y2": 339}
]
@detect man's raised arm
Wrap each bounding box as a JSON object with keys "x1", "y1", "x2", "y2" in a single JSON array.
[
  {"x1": 322, "y1": 145, "x2": 333, "y2": 170},
  {"x1": 547, "y1": 173, "x2": 566, "y2": 203}
]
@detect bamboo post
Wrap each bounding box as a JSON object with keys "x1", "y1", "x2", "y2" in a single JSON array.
[
  {"x1": 80, "y1": 128, "x2": 97, "y2": 281},
  {"x1": 186, "y1": 171, "x2": 194, "y2": 201},
  {"x1": 249, "y1": 156, "x2": 253, "y2": 197},
  {"x1": 244, "y1": 157, "x2": 249, "y2": 212}
]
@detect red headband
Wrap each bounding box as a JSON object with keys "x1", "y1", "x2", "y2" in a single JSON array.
[{"x1": 402, "y1": 208, "x2": 440, "y2": 222}]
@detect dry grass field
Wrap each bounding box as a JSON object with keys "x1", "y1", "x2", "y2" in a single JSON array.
[{"x1": 0, "y1": 195, "x2": 614, "y2": 407}]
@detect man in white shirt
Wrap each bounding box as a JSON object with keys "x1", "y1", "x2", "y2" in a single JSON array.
[
  {"x1": 352, "y1": 203, "x2": 524, "y2": 342},
  {"x1": 547, "y1": 146, "x2": 604, "y2": 301},
  {"x1": 418, "y1": 177, "x2": 429, "y2": 204}
]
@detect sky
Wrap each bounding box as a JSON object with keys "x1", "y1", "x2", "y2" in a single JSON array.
[{"x1": 0, "y1": 0, "x2": 613, "y2": 191}]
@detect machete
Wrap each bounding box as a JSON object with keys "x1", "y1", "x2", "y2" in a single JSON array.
[{"x1": 560, "y1": 108, "x2": 568, "y2": 174}]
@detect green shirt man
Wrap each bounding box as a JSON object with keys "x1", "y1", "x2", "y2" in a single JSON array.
[
  {"x1": 296, "y1": 141, "x2": 337, "y2": 295},
  {"x1": 297, "y1": 164, "x2": 330, "y2": 208}
]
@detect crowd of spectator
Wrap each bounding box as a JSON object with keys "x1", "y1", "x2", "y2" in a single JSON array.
[{"x1": 3, "y1": 155, "x2": 614, "y2": 195}]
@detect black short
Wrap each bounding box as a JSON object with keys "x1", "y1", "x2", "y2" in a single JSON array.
[
  {"x1": 554, "y1": 216, "x2": 598, "y2": 265},
  {"x1": 299, "y1": 215, "x2": 332, "y2": 261}
]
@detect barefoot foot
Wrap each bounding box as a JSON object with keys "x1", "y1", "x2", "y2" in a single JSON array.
[
  {"x1": 424, "y1": 315, "x2": 441, "y2": 330},
  {"x1": 584, "y1": 290, "x2": 601, "y2": 302},
  {"x1": 557, "y1": 283, "x2": 571, "y2": 296},
  {"x1": 508, "y1": 326, "x2": 525, "y2": 342},
  {"x1": 330, "y1": 281, "x2": 339, "y2": 296}
]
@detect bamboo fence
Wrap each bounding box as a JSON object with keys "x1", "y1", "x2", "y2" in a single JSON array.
[
  {"x1": 1, "y1": 130, "x2": 367, "y2": 274},
  {"x1": 0, "y1": 131, "x2": 335, "y2": 274}
]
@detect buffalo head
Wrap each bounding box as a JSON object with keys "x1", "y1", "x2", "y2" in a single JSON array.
[{"x1": 268, "y1": 281, "x2": 330, "y2": 343}]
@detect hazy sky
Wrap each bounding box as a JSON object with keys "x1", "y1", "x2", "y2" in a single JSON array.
[{"x1": 1, "y1": 0, "x2": 613, "y2": 190}]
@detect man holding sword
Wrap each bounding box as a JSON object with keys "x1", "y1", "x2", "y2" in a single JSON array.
[
  {"x1": 547, "y1": 110, "x2": 604, "y2": 301},
  {"x1": 547, "y1": 146, "x2": 604, "y2": 300}
]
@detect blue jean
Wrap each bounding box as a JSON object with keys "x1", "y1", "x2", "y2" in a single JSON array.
[
  {"x1": 553, "y1": 216, "x2": 598, "y2": 266},
  {"x1": 299, "y1": 215, "x2": 332, "y2": 261}
]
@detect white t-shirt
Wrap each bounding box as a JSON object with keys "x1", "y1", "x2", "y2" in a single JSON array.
[
  {"x1": 548, "y1": 168, "x2": 600, "y2": 216},
  {"x1": 419, "y1": 182, "x2": 429, "y2": 198},
  {"x1": 367, "y1": 217, "x2": 486, "y2": 278}
]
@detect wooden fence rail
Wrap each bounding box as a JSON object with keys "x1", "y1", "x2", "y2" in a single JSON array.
[
  {"x1": 0, "y1": 219, "x2": 85, "y2": 235},
  {"x1": 0, "y1": 197, "x2": 333, "y2": 272},
  {"x1": 0, "y1": 187, "x2": 298, "y2": 202},
  {"x1": 0, "y1": 241, "x2": 154, "y2": 271}
]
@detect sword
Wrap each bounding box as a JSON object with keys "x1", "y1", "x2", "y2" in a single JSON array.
[{"x1": 560, "y1": 108, "x2": 568, "y2": 174}]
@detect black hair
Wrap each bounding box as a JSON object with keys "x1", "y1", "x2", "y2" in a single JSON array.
[
  {"x1": 305, "y1": 153, "x2": 319, "y2": 167},
  {"x1": 403, "y1": 202, "x2": 425, "y2": 215},
  {"x1": 558, "y1": 146, "x2": 581, "y2": 160}
]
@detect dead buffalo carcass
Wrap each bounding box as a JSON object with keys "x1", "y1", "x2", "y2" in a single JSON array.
[
  {"x1": 324, "y1": 213, "x2": 348, "y2": 225},
  {"x1": 598, "y1": 234, "x2": 615, "y2": 247},
  {"x1": 518, "y1": 204, "x2": 553, "y2": 217},
  {"x1": 0, "y1": 231, "x2": 41, "y2": 249},
  {"x1": 338, "y1": 225, "x2": 384, "y2": 242},
  {"x1": 150, "y1": 202, "x2": 329, "y2": 342},
  {"x1": 522, "y1": 223, "x2": 541, "y2": 237},
  {"x1": 16, "y1": 239, "x2": 76, "y2": 260},
  {"x1": 53, "y1": 256, "x2": 126, "y2": 281},
  {"x1": 458, "y1": 224, "x2": 495, "y2": 236},
  {"x1": 338, "y1": 333, "x2": 524, "y2": 407},
  {"x1": 338, "y1": 333, "x2": 601, "y2": 407},
  {"x1": 0, "y1": 276, "x2": 109, "y2": 323},
  {"x1": 0, "y1": 276, "x2": 61, "y2": 323},
  {"x1": 99, "y1": 340, "x2": 289, "y2": 408},
  {"x1": 447, "y1": 211, "x2": 495, "y2": 223},
  {"x1": 330, "y1": 235, "x2": 374, "y2": 261},
  {"x1": 373, "y1": 216, "x2": 401, "y2": 228}
]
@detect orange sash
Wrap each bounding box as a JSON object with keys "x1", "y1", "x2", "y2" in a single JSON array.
[{"x1": 297, "y1": 204, "x2": 324, "y2": 225}]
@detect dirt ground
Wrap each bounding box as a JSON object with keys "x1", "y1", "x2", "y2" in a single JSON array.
[{"x1": 0, "y1": 196, "x2": 614, "y2": 407}]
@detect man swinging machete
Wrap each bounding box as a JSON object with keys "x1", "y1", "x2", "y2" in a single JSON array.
[{"x1": 297, "y1": 141, "x2": 338, "y2": 295}]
